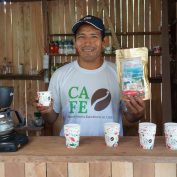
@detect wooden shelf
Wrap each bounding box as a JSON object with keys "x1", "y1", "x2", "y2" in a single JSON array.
[
  {"x1": 0, "y1": 74, "x2": 43, "y2": 80},
  {"x1": 15, "y1": 126, "x2": 44, "y2": 136},
  {"x1": 48, "y1": 31, "x2": 161, "y2": 37}
]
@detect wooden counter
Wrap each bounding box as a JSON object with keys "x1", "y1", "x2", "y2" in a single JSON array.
[{"x1": 0, "y1": 136, "x2": 177, "y2": 177}]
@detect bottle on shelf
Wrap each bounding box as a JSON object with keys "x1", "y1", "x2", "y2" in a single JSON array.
[
  {"x1": 59, "y1": 40, "x2": 64, "y2": 54},
  {"x1": 7, "y1": 61, "x2": 13, "y2": 74},
  {"x1": 49, "y1": 38, "x2": 76, "y2": 55},
  {"x1": 49, "y1": 41, "x2": 55, "y2": 54},
  {"x1": 43, "y1": 53, "x2": 49, "y2": 69},
  {"x1": 33, "y1": 112, "x2": 44, "y2": 127},
  {"x1": 43, "y1": 53, "x2": 49, "y2": 83},
  {"x1": 2, "y1": 57, "x2": 8, "y2": 74},
  {"x1": 17, "y1": 63, "x2": 24, "y2": 74},
  {"x1": 54, "y1": 41, "x2": 59, "y2": 54}
]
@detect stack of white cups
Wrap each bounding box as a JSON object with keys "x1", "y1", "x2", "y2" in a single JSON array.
[
  {"x1": 138, "y1": 122, "x2": 157, "y2": 150},
  {"x1": 64, "y1": 124, "x2": 80, "y2": 148},
  {"x1": 104, "y1": 122, "x2": 120, "y2": 147},
  {"x1": 164, "y1": 122, "x2": 177, "y2": 150}
]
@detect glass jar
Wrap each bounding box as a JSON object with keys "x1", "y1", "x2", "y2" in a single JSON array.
[
  {"x1": 0, "y1": 113, "x2": 14, "y2": 134},
  {"x1": 34, "y1": 112, "x2": 44, "y2": 127}
]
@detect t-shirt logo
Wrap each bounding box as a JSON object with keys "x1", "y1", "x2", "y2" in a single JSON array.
[
  {"x1": 68, "y1": 87, "x2": 111, "y2": 113},
  {"x1": 91, "y1": 88, "x2": 111, "y2": 111}
]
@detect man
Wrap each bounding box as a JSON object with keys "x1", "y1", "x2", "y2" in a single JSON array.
[{"x1": 36, "y1": 15, "x2": 145, "y2": 136}]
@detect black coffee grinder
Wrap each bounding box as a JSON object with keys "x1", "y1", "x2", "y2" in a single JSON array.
[{"x1": 0, "y1": 86, "x2": 28, "y2": 152}]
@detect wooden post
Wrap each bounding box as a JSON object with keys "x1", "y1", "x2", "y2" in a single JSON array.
[{"x1": 162, "y1": 0, "x2": 172, "y2": 122}]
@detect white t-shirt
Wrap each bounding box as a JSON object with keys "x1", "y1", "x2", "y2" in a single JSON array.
[{"x1": 49, "y1": 60, "x2": 123, "y2": 136}]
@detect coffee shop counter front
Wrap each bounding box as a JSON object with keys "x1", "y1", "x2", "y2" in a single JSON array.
[{"x1": 0, "y1": 136, "x2": 177, "y2": 177}]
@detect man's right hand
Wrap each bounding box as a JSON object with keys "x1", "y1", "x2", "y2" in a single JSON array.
[
  {"x1": 33, "y1": 95, "x2": 58, "y2": 124},
  {"x1": 33, "y1": 95, "x2": 53, "y2": 114}
]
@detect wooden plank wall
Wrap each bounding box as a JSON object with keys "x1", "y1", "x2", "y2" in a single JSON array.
[
  {"x1": 0, "y1": 0, "x2": 163, "y2": 136},
  {"x1": 0, "y1": 2, "x2": 45, "y2": 131},
  {"x1": 48, "y1": 0, "x2": 162, "y2": 135},
  {"x1": 0, "y1": 161, "x2": 176, "y2": 177}
]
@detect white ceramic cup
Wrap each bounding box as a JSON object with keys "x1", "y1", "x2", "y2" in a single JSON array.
[
  {"x1": 64, "y1": 124, "x2": 80, "y2": 148},
  {"x1": 164, "y1": 122, "x2": 177, "y2": 150},
  {"x1": 104, "y1": 122, "x2": 120, "y2": 147},
  {"x1": 139, "y1": 122, "x2": 156, "y2": 150},
  {"x1": 37, "y1": 91, "x2": 51, "y2": 106}
]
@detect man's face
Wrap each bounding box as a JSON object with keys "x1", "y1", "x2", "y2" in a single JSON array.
[{"x1": 75, "y1": 24, "x2": 104, "y2": 63}]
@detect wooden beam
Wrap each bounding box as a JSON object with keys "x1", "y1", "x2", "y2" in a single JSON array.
[{"x1": 162, "y1": 0, "x2": 172, "y2": 122}]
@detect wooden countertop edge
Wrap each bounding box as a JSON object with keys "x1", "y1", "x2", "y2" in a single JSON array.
[
  {"x1": 0, "y1": 155, "x2": 177, "y2": 163},
  {"x1": 0, "y1": 136, "x2": 177, "y2": 163}
]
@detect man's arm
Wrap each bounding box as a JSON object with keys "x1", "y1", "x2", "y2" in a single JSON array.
[
  {"x1": 38, "y1": 107, "x2": 59, "y2": 124},
  {"x1": 121, "y1": 95, "x2": 145, "y2": 122},
  {"x1": 34, "y1": 98, "x2": 59, "y2": 124}
]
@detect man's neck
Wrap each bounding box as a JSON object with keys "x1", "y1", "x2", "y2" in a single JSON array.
[{"x1": 77, "y1": 57, "x2": 104, "y2": 70}]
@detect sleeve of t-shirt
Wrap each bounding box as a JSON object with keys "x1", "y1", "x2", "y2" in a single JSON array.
[{"x1": 48, "y1": 71, "x2": 61, "y2": 113}]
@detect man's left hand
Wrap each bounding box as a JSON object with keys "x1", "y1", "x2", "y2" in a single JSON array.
[{"x1": 121, "y1": 95, "x2": 145, "y2": 122}]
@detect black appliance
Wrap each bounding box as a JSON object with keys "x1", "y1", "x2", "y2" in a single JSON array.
[{"x1": 0, "y1": 86, "x2": 28, "y2": 152}]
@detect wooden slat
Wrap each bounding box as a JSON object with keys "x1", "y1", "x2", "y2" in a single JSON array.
[
  {"x1": 103, "y1": 1, "x2": 120, "y2": 49},
  {"x1": 161, "y1": 0, "x2": 172, "y2": 123},
  {"x1": 103, "y1": 0, "x2": 109, "y2": 30},
  {"x1": 47, "y1": 162, "x2": 67, "y2": 177},
  {"x1": 23, "y1": 2, "x2": 32, "y2": 74},
  {"x1": 150, "y1": 0, "x2": 162, "y2": 135},
  {"x1": 68, "y1": 163, "x2": 89, "y2": 177},
  {"x1": 25, "y1": 162, "x2": 46, "y2": 177},
  {"x1": 11, "y1": 3, "x2": 22, "y2": 122},
  {"x1": 121, "y1": 0, "x2": 127, "y2": 48},
  {"x1": 6, "y1": 3, "x2": 13, "y2": 62},
  {"x1": 155, "y1": 163, "x2": 176, "y2": 177},
  {"x1": 5, "y1": 163, "x2": 25, "y2": 177},
  {"x1": 52, "y1": 0, "x2": 61, "y2": 34},
  {"x1": 48, "y1": 0, "x2": 55, "y2": 34},
  {"x1": 27, "y1": 2, "x2": 43, "y2": 124},
  {"x1": 75, "y1": 0, "x2": 87, "y2": 20},
  {"x1": 112, "y1": 162, "x2": 133, "y2": 177},
  {"x1": 110, "y1": 0, "x2": 115, "y2": 32},
  {"x1": 68, "y1": 0, "x2": 76, "y2": 32},
  {"x1": 143, "y1": 99, "x2": 151, "y2": 123},
  {"x1": 89, "y1": 161, "x2": 111, "y2": 177},
  {"x1": 64, "y1": 0, "x2": 72, "y2": 33},
  {"x1": 115, "y1": 0, "x2": 121, "y2": 33},
  {"x1": 134, "y1": 0, "x2": 139, "y2": 47},
  {"x1": 31, "y1": 1, "x2": 43, "y2": 70},
  {"x1": 128, "y1": 0, "x2": 133, "y2": 48},
  {"x1": 97, "y1": 0, "x2": 103, "y2": 20},
  {"x1": 134, "y1": 162, "x2": 155, "y2": 177},
  {"x1": 11, "y1": 2, "x2": 19, "y2": 74},
  {"x1": 138, "y1": 0, "x2": 145, "y2": 47},
  {"x1": 144, "y1": 0, "x2": 150, "y2": 48},
  {"x1": 17, "y1": 3, "x2": 25, "y2": 67},
  {"x1": 88, "y1": 0, "x2": 97, "y2": 16},
  {"x1": 143, "y1": 0, "x2": 151, "y2": 124},
  {"x1": 0, "y1": 162, "x2": 5, "y2": 177},
  {"x1": 0, "y1": 4, "x2": 5, "y2": 60}
]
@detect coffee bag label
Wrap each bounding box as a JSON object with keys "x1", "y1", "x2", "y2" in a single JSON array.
[{"x1": 116, "y1": 47, "x2": 150, "y2": 100}]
